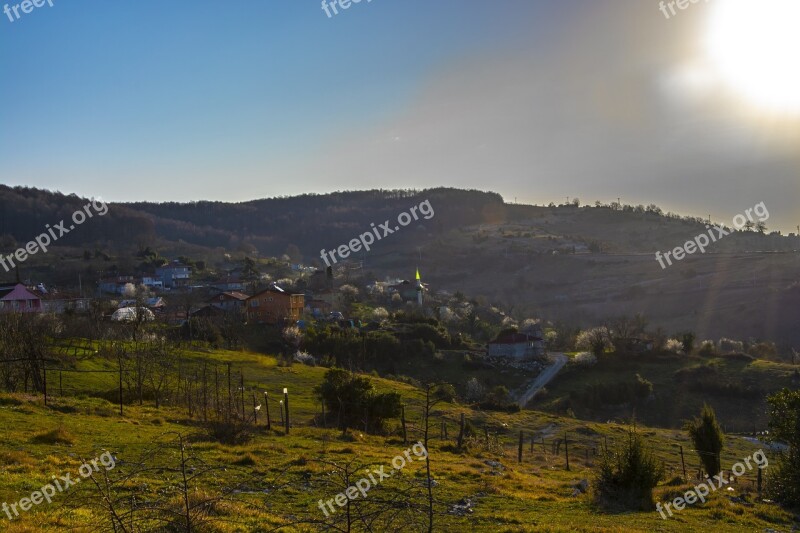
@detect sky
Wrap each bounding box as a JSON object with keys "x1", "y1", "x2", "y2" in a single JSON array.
[{"x1": 1, "y1": 0, "x2": 799, "y2": 232}]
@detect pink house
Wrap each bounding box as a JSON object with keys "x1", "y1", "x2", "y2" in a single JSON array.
[{"x1": 0, "y1": 283, "x2": 42, "y2": 313}]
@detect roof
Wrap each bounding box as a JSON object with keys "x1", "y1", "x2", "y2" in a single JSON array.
[
  {"x1": 0, "y1": 283, "x2": 41, "y2": 301},
  {"x1": 489, "y1": 332, "x2": 543, "y2": 345},
  {"x1": 247, "y1": 285, "x2": 302, "y2": 299},
  {"x1": 119, "y1": 297, "x2": 165, "y2": 308},
  {"x1": 211, "y1": 291, "x2": 249, "y2": 301}
]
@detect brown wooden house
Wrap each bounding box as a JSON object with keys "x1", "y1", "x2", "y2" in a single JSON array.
[{"x1": 246, "y1": 285, "x2": 304, "y2": 324}]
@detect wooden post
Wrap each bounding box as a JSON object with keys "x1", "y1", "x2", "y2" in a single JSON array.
[
  {"x1": 679, "y1": 445, "x2": 687, "y2": 480},
  {"x1": 401, "y1": 405, "x2": 407, "y2": 444},
  {"x1": 214, "y1": 365, "x2": 220, "y2": 417},
  {"x1": 226, "y1": 363, "x2": 232, "y2": 420},
  {"x1": 240, "y1": 373, "x2": 245, "y2": 419},
  {"x1": 118, "y1": 358, "x2": 124, "y2": 416},
  {"x1": 518, "y1": 431, "x2": 524, "y2": 463},
  {"x1": 202, "y1": 362, "x2": 208, "y2": 422},
  {"x1": 757, "y1": 466, "x2": 763, "y2": 498},
  {"x1": 279, "y1": 400, "x2": 284, "y2": 425},
  {"x1": 457, "y1": 413, "x2": 465, "y2": 449},
  {"x1": 564, "y1": 432, "x2": 570, "y2": 471},
  {"x1": 42, "y1": 365, "x2": 48, "y2": 407},
  {"x1": 252, "y1": 393, "x2": 258, "y2": 424},
  {"x1": 283, "y1": 388, "x2": 290, "y2": 434},
  {"x1": 186, "y1": 378, "x2": 192, "y2": 418},
  {"x1": 264, "y1": 392, "x2": 271, "y2": 430}
]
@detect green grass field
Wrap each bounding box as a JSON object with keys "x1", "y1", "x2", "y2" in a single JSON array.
[
  {"x1": 0, "y1": 345, "x2": 796, "y2": 532},
  {"x1": 534, "y1": 351, "x2": 798, "y2": 432}
]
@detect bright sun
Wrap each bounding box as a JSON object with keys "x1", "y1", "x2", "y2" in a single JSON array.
[{"x1": 705, "y1": 0, "x2": 800, "y2": 114}]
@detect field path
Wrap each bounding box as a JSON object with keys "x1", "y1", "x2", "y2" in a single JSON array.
[{"x1": 517, "y1": 353, "x2": 568, "y2": 408}]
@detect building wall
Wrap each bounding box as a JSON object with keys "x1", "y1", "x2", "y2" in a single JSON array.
[
  {"x1": 247, "y1": 293, "x2": 304, "y2": 323},
  {"x1": 487, "y1": 342, "x2": 545, "y2": 360}
]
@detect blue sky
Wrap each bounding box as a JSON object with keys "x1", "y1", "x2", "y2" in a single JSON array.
[
  {"x1": 1, "y1": 0, "x2": 554, "y2": 198},
  {"x1": 2, "y1": 0, "x2": 799, "y2": 232}
]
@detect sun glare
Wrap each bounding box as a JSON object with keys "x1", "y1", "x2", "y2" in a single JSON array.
[{"x1": 705, "y1": 0, "x2": 800, "y2": 114}]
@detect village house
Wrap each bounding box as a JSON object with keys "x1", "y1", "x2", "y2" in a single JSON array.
[
  {"x1": 98, "y1": 276, "x2": 137, "y2": 295},
  {"x1": 0, "y1": 283, "x2": 42, "y2": 313},
  {"x1": 119, "y1": 297, "x2": 166, "y2": 313},
  {"x1": 211, "y1": 275, "x2": 247, "y2": 293},
  {"x1": 246, "y1": 285, "x2": 304, "y2": 324},
  {"x1": 40, "y1": 293, "x2": 92, "y2": 314},
  {"x1": 208, "y1": 291, "x2": 249, "y2": 311},
  {"x1": 156, "y1": 261, "x2": 191, "y2": 288},
  {"x1": 141, "y1": 276, "x2": 164, "y2": 290},
  {"x1": 487, "y1": 331, "x2": 546, "y2": 360}
]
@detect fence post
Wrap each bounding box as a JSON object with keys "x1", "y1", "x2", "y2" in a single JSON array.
[
  {"x1": 118, "y1": 358, "x2": 124, "y2": 416},
  {"x1": 42, "y1": 365, "x2": 48, "y2": 407},
  {"x1": 226, "y1": 363, "x2": 232, "y2": 420},
  {"x1": 202, "y1": 362, "x2": 208, "y2": 422},
  {"x1": 518, "y1": 431, "x2": 524, "y2": 463},
  {"x1": 283, "y1": 387, "x2": 290, "y2": 434},
  {"x1": 757, "y1": 467, "x2": 763, "y2": 498},
  {"x1": 240, "y1": 373, "x2": 246, "y2": 420},
  {"x1": 457, "y1": 413, "x2": 465, "y2": 449},
  {"x1": 401, "y1": 405, "x2": 407, "y2": 444},
  {"x1": 679, "y1": 445, "x2": 687, "y2": 480},
  {"x1": 564, "y1": 432, "x2": 570, "y2": 471},
  {"x1": 264, "y1": 392, "x2": 271, "y2": 430}
]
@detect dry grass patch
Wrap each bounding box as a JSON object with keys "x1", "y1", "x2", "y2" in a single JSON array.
[{"x1": 31, "y1": 426, "x2": 75, "y2": 446}]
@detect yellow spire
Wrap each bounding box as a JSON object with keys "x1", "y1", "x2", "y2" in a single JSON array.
[{"x1": 416, "y1": 268, "x2": 421, "y2": 280}]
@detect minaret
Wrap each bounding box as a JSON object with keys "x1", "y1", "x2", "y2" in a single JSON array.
[{"x1": 416, "y1": 268, "x2": 423, "y2": 306}]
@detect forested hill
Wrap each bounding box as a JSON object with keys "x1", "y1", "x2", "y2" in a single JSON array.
[{"x1": 0, "y1": 186, "x2": 504, "y2": 256}]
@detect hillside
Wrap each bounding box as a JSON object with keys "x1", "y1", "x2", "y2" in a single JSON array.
[
  {"x1": 531, "y1": 350, "x2": 800, "y2": 431},
  {"x1": 2, "y1": 185, "x2": 800, "y2": 345},
  {"x1": 0, "y1": 345, "x2": 794, "y2": 532}
]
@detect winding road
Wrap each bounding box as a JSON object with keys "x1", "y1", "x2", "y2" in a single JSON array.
[{"x1": 517, "y1": 353, "x2": 568, "y2": 408}]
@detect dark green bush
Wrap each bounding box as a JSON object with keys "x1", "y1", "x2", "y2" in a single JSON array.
[{"x1": 594, "y1": 429, "x2": 664, "y2": 510}]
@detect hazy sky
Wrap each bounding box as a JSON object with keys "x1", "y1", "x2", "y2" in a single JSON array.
[{"x1": 2, "y1": 0, "x2": 799, "y2": 231}]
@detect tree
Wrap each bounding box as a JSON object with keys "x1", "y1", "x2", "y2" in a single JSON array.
[
  {"x1": 418, "y1": 383, "x2": 452, "y2": 532},
  {"x1": 681, "y1": 332, "x2": 696, "y2": 355},
  {"x1": 595, "y1": 428, "x2": 664, "y2": 510},
  {"x1": 313, "y1": 369, "x2": 401, "y2": 434},
  {"x1": 576, "y1": 327, "x2": 611, "y2": 357},
  {"x1": 685, "y1": 404, "x2": 724, "y2": 477},
  {"x1": 765, "y1": 389, "x2": 800, "y2": 507},
  {"x1": 285, "y1": 244, "x2": 302, "y2": 263},
  {"x1": 464, "y1": 378, "x2": 485, "y2": 403}
]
